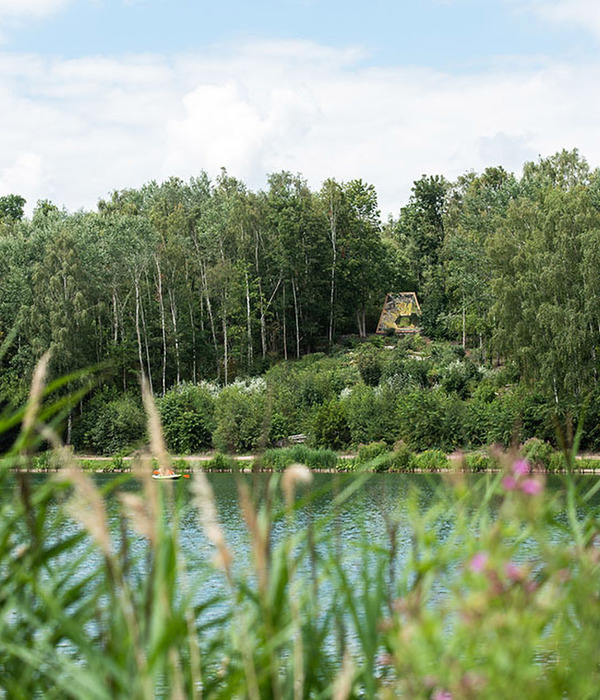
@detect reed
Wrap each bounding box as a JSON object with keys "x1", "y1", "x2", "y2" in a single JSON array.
[{"x1": 1, "y1": 367, "x2": 600, "y2": 698}]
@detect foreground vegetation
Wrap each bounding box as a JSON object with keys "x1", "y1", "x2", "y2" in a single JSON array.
[{"x1": 3, "y1": 359, "x2": 600, "y2": 698}]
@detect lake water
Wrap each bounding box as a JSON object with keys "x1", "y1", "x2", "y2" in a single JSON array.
[
  {"x1": 9, "y1": 470, "x2": 600, "y2": 598},
  {"x1": 15, "y1": 471, "x2": 599, "y2": 594}
]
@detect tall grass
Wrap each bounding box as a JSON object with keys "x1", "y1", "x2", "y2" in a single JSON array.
[{"x1": 2, "y1": 360, "x2": 600, "y2": 697}]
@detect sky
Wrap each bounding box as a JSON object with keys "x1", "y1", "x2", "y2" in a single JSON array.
[{"x1": 1, "y1": 0, "x2": 600, "y2": 217}]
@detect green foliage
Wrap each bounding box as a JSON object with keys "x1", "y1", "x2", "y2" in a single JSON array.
[
  {"x1": 388, "y1": 440, "x2": 416, "y2": 471},
  {"x1": 110, "y1": 454, "x2": 126, "y2": 471},
  {"x1": 268, "y1": 411, "x2": 289, "y2": 444},
  {"x1": 0, "y1": 193, "x2": 26, "y2": 222},
  {"x1": 464, "y1": 452, "x2": 491, "y2": 472},
  {"x1": 520, "y1": 437, "x2": 553, "y2": 470},
  {"x1": 396, "y1": 389, "x2": 465, "y2": 452},
  {"x1": 548, "y1": 451, "x2": 568, "y2": 473},
  {"x1": 414, "y1": 449, "x2": 448, "y2": 470},
  {"x1": 312, "y1": 398, "x2": 350, "y2": 450},
  {"x1": 356, "y1": 440, "x2": 389, "y2": 463},
  {"x1": 158, "y1": 383, "x2": 216, "y2": 454},
  {"x1": 73, "y1": 389, "x2": 146, "y2": 455},
  {"x1": 356, "y1": 348, "x2": 382, "y2": 386},
  {"x1": 204, "y1": 452, "x2": 236, "y2": 470},
  {"x1": 343, "y1": 383, "x2": 398, "y2": 446},
  {"x1": 261, "y1": 445, "x2": 338, "y2": 471},
  {"x1": 213, "y1": 385, "x2": 265, "y2": 453},
  {"x1": 10, "y1": 363, "x2": 600, "y2": 697}
]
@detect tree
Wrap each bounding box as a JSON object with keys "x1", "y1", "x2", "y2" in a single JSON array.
[
  {"x1": 488, "y1": 152, "x2": 600, "y2": 402},
  {"x1": 0, "y1": 194, "x2": 25, "y2": 222},
  {"x1": 393, "y1": 175, "x2": 449, "y2": 337}
]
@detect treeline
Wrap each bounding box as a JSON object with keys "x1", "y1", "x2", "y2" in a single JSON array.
[{"x1": 1, "y1": 149, "x2": 600, "y2": 447}]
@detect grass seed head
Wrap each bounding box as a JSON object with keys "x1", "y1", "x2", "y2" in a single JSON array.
[
  {"x1": 282, "y1": 463, "x2": 313, "y2": 506},
  {"x1": 191, "y1": 472, "x2": 233, "y2": 578},
  {"x1": 22, "y1": 351, "x2": 51, "y2": 439},
  {"x1": 64, "y1": 468, "x2": 111, "y2": 557}
]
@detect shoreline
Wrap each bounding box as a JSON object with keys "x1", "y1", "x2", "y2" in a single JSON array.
[{"x1": 11, "y1": 467, "x2": 600, "y2": 475}]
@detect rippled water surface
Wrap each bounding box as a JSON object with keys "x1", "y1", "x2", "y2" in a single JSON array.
[{"x1": 9, "y1": 472, "x2": 600, "y2": 598}]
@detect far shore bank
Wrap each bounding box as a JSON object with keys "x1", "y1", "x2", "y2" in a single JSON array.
[{"x1": 8, "y1": 445, "x2": 600, "y2": 475}]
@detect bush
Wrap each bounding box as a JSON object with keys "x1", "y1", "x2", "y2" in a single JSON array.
[
  {"x1": 261, "y1": 446, "x2": 338, "y2": 471},
  {"x1": 343, "y1": 384, "x2": 399, "y2": 446},
  {"x1": 76, "y1": 390, "x2": 146, "y2": 455},
  {"x1": 158, "y1": 383, "x2": 215, "y2": 454},
  {"x1": 110, "y1": 455, "x2": 126, "y2": 471},
  {"x1": 464, "y1": 452, "x2": 490, "y2": 472},
  {"x1": 268, "y1": 412, "x2": 289, "y2": 445},
  {"x1": 520, "y1": 437, "x2": 553, "y2": 470},
  {"x1": 548, "y1": 451, "x2": 568, "y2": 473},
  {"x1": 396, "y1": 390, "x2": 465, "y2": 452},
  {"x1": 356, "y1": 441, "x2": 389, "y2": 464},
  {"x1": 356, "y1": 349, "x2": 382, "y2": 387},
  {"x1": 414, "y1": 449, "x2": 448, "y2": 471},
  {"x1": 312, "y1": 399, "x2": 350, "y2": 450},
  {"x1": 438, "y1": 359, "x2": 478, "y2": 398},
  {"x1": 388, "y1": 441, "x2": 416, "y2": 472},
  {"x1": 213, "y1": 386, "x2": 265, "y2": 454},
  {"x1": 204, "y1": 452, "x2": 236, "y2": 471}
]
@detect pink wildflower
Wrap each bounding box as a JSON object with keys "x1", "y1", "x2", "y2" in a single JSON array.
[
  {"x1": 521, "y1": 478, "x2": 543, "y2": 496},
  {"x1": 469, "y1": 552, "x2": 488, "y2": 573},
  {"x1": 502, "y1": 475, "x2": 517, "y2": 491},
  {"x1": 524, "y1": 580, "x2": 538, "y2": 594},
  {"x1": 505, "y1": 561, "x2": 523, "y2": 582},
  {"x1": 512, "y1": 458, "x2": 530, "y2": 476},
  {"x1": 433, "y1": 691, "x2": 453, "y2": 700}
]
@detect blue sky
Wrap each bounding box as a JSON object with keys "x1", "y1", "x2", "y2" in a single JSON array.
[
  {"x1": 5, "y1": 0, "x2": 596, "y2": 67},
  {"x1": 1, "y1": 0, "x2": 600, "y2": 215}
]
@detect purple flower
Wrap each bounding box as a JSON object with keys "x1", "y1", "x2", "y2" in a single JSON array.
[
  {"x1": 469, "y1": 552, "x2": 488, "y2": 573},
  {"x1": 502, "y1": 475, "x2": 517, "y2": 491},
  {"x1": 521, "y1": 478, "x2": 543, "y2": 496},
  {"x1": 512, "y1": 459, "x2": 530, "y2": 476}
]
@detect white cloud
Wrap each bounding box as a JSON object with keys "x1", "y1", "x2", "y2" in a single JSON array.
[
  {"x1": 0, "y1": 0, "x2": 71, "y2": 17},
  {"x1": 0, "y1": 153, "x2": 43, "y2": 200},
  {"x1": 1, "y1": 40, "x2": 600, "y2": 217},
  {"x1": 522, "y1": 0, "x2": 600, "y2": 39}
]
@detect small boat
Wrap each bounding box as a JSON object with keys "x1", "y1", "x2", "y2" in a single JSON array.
[{"x1": 152, "y1": 470, "x2": 182, "y2": 481}]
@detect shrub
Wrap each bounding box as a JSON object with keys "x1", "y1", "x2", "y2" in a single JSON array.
[
  {"x1": 438, "y1": 359, "x2": 477, "y2": 398},
  {"x1": 110, "y1": 455, "x2": 126, "y2": 471},
  {"x1": 204, "y1": 452, "x2": 236, "y2": 471},
  {"x1": 343, "y1": 384, "x2": 399, "y2": 446},
  {"x1": 32, "y1": 451, "x2": 51, "y2": 470},
  {"x1": 261, "y1": 446, "x2": 338, "y2": 471},
  {"x1": 520, "y1": 437, "x2": 553, "y2": 470},
  {"x1": 356, "y1": 349, "x2": 382, "y2": 387},
  {"x1": 266, "y1": 412, "x2": 289, "y2": 446},
  {"x1": 213, "y1": 386, "x2": 265, "y2": 454},
  {"x1": 312, "y1": 399, "x2": 350, "y2": 450},
  {"x1": 396, "y1": 389, "x2": 466, "y2": 452},
  {"x1": 356, "y1": 441, "x2": 389, "y2": 464},
  {"x1": 464, "y1": 452, "x2": 490, "y2": 472},
  {"x1": 388, "y1": 441, "x2": 416, "y2": 472},
  {"x1": 76, "y1": 390, "x2": 146, "y2": 455},
  {"x1": 548, "y1": 451, "x2": 568, "y2": 473},
  {"x1": 414, "y1": 449, "x2": 448, "y2": 471},
  {"x1": 158, "y1": 383, "x2": 215, "y2": 454}
]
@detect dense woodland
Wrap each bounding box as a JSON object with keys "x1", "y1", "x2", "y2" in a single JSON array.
[{"x1": 2, "y1": 149, "x2": 600, "y2": 453}]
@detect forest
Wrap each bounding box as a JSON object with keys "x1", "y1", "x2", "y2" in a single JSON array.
[{"x1": 1, "y1": 148, "x2": 600, "y2": 454}]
